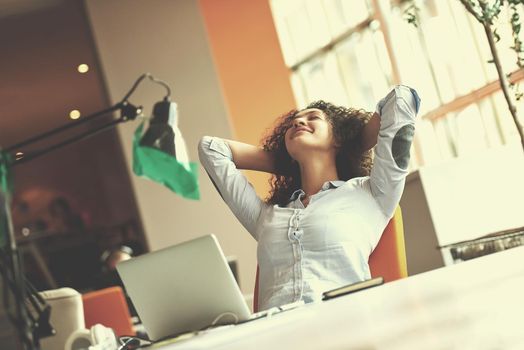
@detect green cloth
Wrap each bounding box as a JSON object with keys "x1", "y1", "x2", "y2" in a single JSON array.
[
  {"x1": 132, "y1": 122, "x2": 200, "y2": 200},
  {"x1": 0, "y1": 150, "x2": 13, "y2": 248},
  {"x1": 0, "y1": 150, "x2": 12, "y2": 196}
]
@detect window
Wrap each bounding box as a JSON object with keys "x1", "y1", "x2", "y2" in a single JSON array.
[{"x1": 270, "y1": 0, "x2": 524, "y2": 170}]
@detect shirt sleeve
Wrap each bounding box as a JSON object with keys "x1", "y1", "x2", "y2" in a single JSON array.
[
  {"x1": 198, "y1": 136, "x2": 265, "y2": 240},
  {"x1": 369, "y1": 85, "x2": 421, "y2": 218}
]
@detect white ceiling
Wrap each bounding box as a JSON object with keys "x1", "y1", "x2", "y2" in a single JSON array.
[
  {"x1": 0, "y1": 0, "x2": 108, "y2": 147},
  {"x1": 0, "y1": 0, "x2": 63, "y2": 18}
]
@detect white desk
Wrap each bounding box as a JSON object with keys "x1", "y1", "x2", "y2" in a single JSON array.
[{"x1": 154, "y1": 246, "x2": 524, "y2": 349}]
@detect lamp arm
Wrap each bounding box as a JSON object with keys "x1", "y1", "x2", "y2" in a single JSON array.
[
  {"x1": 5, "y1": 104, "x2": 123, "y2": 153},
  {"x1": 11, "y1": 102, "x2": 141, "y2": 166},
  {"x1": 5, "y1": 72, "x2": 171, "y2": 163}
]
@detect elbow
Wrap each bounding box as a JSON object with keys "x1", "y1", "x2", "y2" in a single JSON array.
[
  {"x1": 198, "y1": 135, "x2": 212, "y2": 147},
  {"x1": 391, "y1": 124, "x2": 415, "y2": 170},
  {"x1": 197, "y1": 136, "x2": 212, "y2": 162}
]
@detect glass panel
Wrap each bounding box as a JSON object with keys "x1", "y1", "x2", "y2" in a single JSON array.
[
  {"x1": 431, "y1": 0, "x2": 488, "y2": 98},
  {"x1": 448, "y1": 104, "x2": 490, "y2": 157},
  {"x1": 273, "y1": 0, "x2": 524, "y2": 170},
  {"x1": 297, "y1": 52, "x2": 349, "y2": 106},
  {"x1": 270, "y1": 0, "x2": 302, "y2": 66},
  {"x1": 270, "y1": 0, "x2": 332, "y2": 66},
  {"x1": 447, "y1": 0, "x2": 493, "y2": 84},
  {"x1": 478, "y1": 96, "x2": 504, "y2": 148},
  {"x1": 407, "y1": 142, "x2": 419, "y2": 172},
  {"x1": 493, "y1": 91, "x2": 521, "y2": 145},
  {"x1": 414, "y1": 118, "x2": 443, "y2": 165},
  {"x1": 321, "y1": 0, "x2": 372, "y2": 37},
  {"x1": 335, "y1": 28, "x2": 390, "y2": 111},
  {"x1": 386, "y1": 0, "x2": 517, "y2": 109},
  {"x1": 290, "y1": 72, "x2": 308, "y2": 109},
  {"x1": 387, "y1": 6, "x2": 441, "y2": 113},
  {"x1": 371, "y1": 24, "x2": 394, "y2": 87},
  {"x1": 489, "y1": 4, "x2": 524, "y2": 75},
  {"x1": 285, "y1": 6, "x2": 321, "y2": 60},
  {"x1": 303, "y1": 0, "x2": 332, "y2": 50},
  {"x1": 433, "y1": 117, "x2": 456, "y2": 161},
  {"x1": 451, "y1": 0, "x2": 524, "y2": 82}
]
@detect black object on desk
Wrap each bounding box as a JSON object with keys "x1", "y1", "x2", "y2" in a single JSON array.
[{"x1": 322, "y1": 277, "x2": 384, "y2": 301}]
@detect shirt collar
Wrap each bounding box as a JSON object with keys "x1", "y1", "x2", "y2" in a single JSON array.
[{"x1": 289, "y1": 180, "x2": 345, "y2": 201}]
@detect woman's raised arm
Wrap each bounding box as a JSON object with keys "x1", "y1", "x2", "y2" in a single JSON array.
[
  {"x1": 224, "y1": 139, "x2": 276, "y2": 174},
  {"x1": 198, "y1": 136, "x2": 269, "y2": 240},
  {"x1": 367, "y1": 85, "x2": 421, "y2": 218}
]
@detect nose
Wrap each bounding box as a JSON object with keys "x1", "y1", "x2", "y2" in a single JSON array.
[{"x1": 293, "y1": 117, "x2": 306, "y2": 128}]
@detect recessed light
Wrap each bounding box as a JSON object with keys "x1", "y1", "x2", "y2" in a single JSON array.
[
  {"x1": 70, "y1": 110, "x2": 81, "y2": 119},
  {"x1": 77, "y1": 64, "x2": 89, "y2": 73}
]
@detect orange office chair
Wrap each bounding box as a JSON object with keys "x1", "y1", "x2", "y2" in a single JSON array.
[
  {"x1": 253, "y1": 206, "x2": 407, "y2": 312},
  {"x1": 82, "y1": 286, "x2": 136, "y2": 336},
  {"x1": 369, "y1": 206, "x2": 407, "y2": 282}
]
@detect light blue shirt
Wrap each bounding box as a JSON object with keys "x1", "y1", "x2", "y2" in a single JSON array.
[{"x1": 198, "y1": 85, "x2": 421, "y2": 311}]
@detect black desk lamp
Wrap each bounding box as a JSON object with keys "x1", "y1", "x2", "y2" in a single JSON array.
[{"x1": 0, "y1": 73, "x2": 199, "y2": 350}]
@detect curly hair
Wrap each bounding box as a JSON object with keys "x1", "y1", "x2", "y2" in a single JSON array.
[{"x1": 261, "y1": 100, "x2": 373, "y2": 207}]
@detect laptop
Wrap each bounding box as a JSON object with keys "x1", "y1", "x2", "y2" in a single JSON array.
[{"x1": 116, "y1": 234, "x2": 252, "y2": 341}]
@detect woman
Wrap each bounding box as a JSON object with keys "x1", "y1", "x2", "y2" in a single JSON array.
[{"x1": 198, "y1": 85, "x2": 420, "y2": 311}]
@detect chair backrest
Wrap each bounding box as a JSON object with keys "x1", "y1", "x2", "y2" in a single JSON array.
[
  {"x1": 369, "y1": 206, "x2": 408, "y2": 282},
  {"x1": 253, "y1": 206, "x2": 407, "y2": 312},
  {"x1": 82, "y1": 286, "x2": 135, "y2": 336}
]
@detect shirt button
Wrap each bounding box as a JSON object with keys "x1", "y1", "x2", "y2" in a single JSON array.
[{"x1": 288, "y1": 229, "x2": 303, "y2": 241}]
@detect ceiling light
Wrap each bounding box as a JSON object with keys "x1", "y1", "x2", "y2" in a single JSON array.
[
  {"x1": 77, "y1": 64, "x2": 89, "y2": 73},
  {"x1": 69, "y1": 110, "x2": 81, "y2": 119}
]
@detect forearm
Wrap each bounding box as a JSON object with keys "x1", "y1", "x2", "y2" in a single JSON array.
[
  {"x1": 224, "y1": 139, "x2": 276, "y2": 173},
  {"x1": 198, "y1": 136, "x2": 265, "y2": 236},
  {"x1": 361, "y1": 112, "x2": 380, "y2": 151},
  {"x1": 368, "y1": 85, "x2": 421, "y2": 217}
]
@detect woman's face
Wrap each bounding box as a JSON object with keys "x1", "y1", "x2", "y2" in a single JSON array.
[{"x1": 284, "y1": 108, "x2": 337, "y2": 161}]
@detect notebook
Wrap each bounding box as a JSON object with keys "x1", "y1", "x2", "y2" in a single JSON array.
[{"x1": 116, "y1": 234, "x2": 251, "y2": 341}]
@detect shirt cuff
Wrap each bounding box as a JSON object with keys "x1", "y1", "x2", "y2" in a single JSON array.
[{"x1": 375, "y1": 85, "x2": 421, "y2": 116}]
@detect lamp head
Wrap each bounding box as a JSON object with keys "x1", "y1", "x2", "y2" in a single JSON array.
[{"x1": 139, "y1": 98, "x2": 178, "y2": 156}]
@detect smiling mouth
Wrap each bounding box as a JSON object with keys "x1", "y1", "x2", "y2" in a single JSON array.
[{"x1": 293, "y1": 128, "x2": 312, "y2": 137}]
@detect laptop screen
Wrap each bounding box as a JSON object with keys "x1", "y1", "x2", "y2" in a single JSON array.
[{"x1": 116, "y1": 234, "x2": 250, "y2": 340}]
